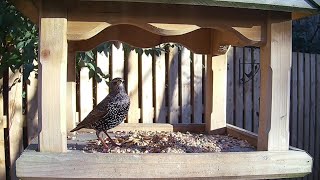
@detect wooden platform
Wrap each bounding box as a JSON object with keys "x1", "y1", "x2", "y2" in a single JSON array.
[{"x1": 16, "y1": 124, "x2": 312, "y2": 179}]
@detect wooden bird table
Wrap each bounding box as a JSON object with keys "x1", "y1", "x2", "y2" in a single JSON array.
[{"x1": 12, "y1": 0, "x2": 319, "y2": 179}]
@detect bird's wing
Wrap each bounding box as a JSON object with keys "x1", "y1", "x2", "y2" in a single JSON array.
[{"x1": 75, "y1": 97, "x2": 110, "y2": 128}]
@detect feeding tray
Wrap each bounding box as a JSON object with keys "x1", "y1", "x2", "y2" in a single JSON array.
[{"x1": 16, "y1": 124, "x2": 312, "y2": 179}]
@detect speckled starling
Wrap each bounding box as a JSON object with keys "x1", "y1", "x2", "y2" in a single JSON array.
[{"x1": 70, "y1": 77, "x2": 130, "y2": 148}]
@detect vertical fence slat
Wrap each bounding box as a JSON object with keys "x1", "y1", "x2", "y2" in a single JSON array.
[
  {"x1": 67, "y1": 51, "x2": 77, "y2": 131},
  {"x1": 235, "y1": 47, "x2": 244, "y2": 128},
  {"x1": 127, "y1": 50, "x2": 140, "y2": 123},
  {"x1": 141, "y1": 53, "x2": 153, "y2": 123},
  {"x1": 304, "y1": 53, "x2": 310, "y2": 162},
  {"x1": 297, "y1": 52, "x2": 304, "y2": 149},
  {"x1": 154, "y1": 51, "x2": 167, "y2": 123},
  {"x1": 314, "y1": 54, "x2": 320, "y2": 180},
  {"x1": 315, "y1": 54, "x2": 320, "y2": 180},
  {"x1": 80, "y1": 68, "x2": 93, "y2": 121},
  {"x1": 244, "y1": 47, "x2": 253, "y2": 131},
  {"x1": 192, "y1": 53, "x2": 203, "y2": 124},
  {"x1": 309, "y1": 54, "x2": 316, "y2": 180},
  {"x1": 26, "y1": 70, "x2": 38, "y2": 143},
  {"x1": 168, "y1": 46, "x2": 180, "y2": 124},
  {"x1": 111, "y1": 43, "x2": 124, "y2": 79},
  {"x1": 0, "y1": 76, "x2": 5, "y2": 180},
  {"x1": 291, "y1": 52, "x2": 298, "y2": 147},
  {"x1": 227, "y1": 47, "x2": 234, "y2": 125},
  {"x1": 253, "y1": 48, "x2": 260, "y2": 133},
  {"x1": 96, "y1": 51, "x2": 109, "y2": 103},
  {"x1": 181, "y1": 48, "x2": 191, "y2": 124},
  {"x1": 8, "y1": 70, "x2": 24, "y2": 179}
]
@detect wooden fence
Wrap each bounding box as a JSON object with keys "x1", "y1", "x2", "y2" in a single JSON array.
[{"x1": 0, "y1": 45, "x2": 319, "y2": 180}]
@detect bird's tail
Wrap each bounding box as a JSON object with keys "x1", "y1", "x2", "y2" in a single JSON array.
[{"x1": 70, "y1": 125, "x2": 83, "y2": 132}]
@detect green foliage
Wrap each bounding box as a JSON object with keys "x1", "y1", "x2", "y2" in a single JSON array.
[{"x1": 0, "y1": 0, "x2": 38, "y2": 82}]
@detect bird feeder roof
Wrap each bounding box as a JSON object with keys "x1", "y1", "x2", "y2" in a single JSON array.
[{"x1": 97, "y1": 0, "x2": 320, "y2": 13}]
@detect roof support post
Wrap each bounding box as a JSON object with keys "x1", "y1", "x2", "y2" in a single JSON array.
[
  {"x1": 205, "y1": 32, "x2": 229, "y2": 132},
  {"x1": 38, "y1": 2, "x2": 68, "y2": 152},
  {"x1": 258, "y1": 19, "x2": 292, "y2": 151}
]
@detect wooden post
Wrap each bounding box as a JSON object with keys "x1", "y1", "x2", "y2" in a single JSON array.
[
  {"x1": 205, "y1": 47, "x2": 229, "y2": 132},
  {"x1": 38, "y1": 4, "x2": 68, "y2": 152},
  {"x1": 67, "y1": 49, "x2": 76, "y2": 131},
  {"x1": 257, "y1": 19, "x2": 292, "y2": 151},
  {"x1": 8, "y1": 69, "x2": 24, "y2": 179}
]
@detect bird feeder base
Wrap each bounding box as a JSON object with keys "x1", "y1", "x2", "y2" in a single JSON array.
[{"x1": 16, "y1": 124, "x2": 312, "y2": 179}]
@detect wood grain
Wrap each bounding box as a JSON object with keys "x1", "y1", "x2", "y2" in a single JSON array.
[
  {"x1": 207, "y1": 47, "x2": 229, "y2": 130},
  {"x1": 154, "y1": 51, "x2": 167, "y2": 123},
  {"x1": 126, "y1": 50, "x2": 140, "y2": 123},
  {"x1": 180, "y1": 47, "x2": 191, "y2": 124},
  {"x1": 168, "y1": 46, "x2": 180, "y2": 124},
  {"x1": 16, "y1": 150, "x2": 312, "y2": 179},
  {"x1": 192, "y1": 53, "x2": 203, "y2": 124},
  {"x1": 226, "y1": 47, "x2": 234, "y2": 125},
  {"x1": 141, "y1": 52, "x2": 154, "y2": 123},
  {"x1": 38, "y1": 16, "x2": 68, "y2": 152},
  {"x1": 258, "y1": 20, "x2": 292, "y2": 151},
  {"x1": 252, "y1": 48, "x2": 260, "y2": 134},
  {"x1": 244, "y1": 47, "x2": 253, "y2": 131},
  {"x1": 234, "y1": 47, "x2": 244, "y2": 128},
  {"x1": 290, "y1": 52, "x2": 298, "y2": 147}
]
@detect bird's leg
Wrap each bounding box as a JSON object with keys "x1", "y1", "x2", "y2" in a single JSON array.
[
  {"x1": 96, "y1": 131, "x2": 109, "y2": 149},
  {"x1": 103, "y1": 130, "x2": 120, "y2": 147}
]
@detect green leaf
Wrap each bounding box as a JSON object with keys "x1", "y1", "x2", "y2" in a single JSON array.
[
  {"x1": 85, "y1": 51, "x2": 94, "y2": 60},
  {"x1": 87, "y1": 63, "x2": 95, "y2": 71}
]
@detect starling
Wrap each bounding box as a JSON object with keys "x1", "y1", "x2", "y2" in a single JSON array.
[{"x1": 70, "y1": 77, "x2": 130, "y2": 148}]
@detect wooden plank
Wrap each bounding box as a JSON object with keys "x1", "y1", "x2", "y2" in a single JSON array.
[
  {"x1": 207, "y1": 47, "x2": 229, "y2": 131},
  {"x1": 257, "y1": 20, "x2": 292, "y2": 151},
  {"x1": 226, "y1": 47, "x2": 234, "y2": 125},
  {"x1": 110, "y1": 123, "x2": 173, "y2": 132},
  {"x1": 38, "y1": 14, "x2": 68, "y2": 152},
  {"x1": 96, "y1": 51, "x2": 109, "y2": 103},
  {"x1": 173, "y1": 124, "x2": 205, "y2": 133},
  {"x1": 126, "y1": 50, "x2": 140, "y2": 123},
  {"x1": 141, "y1": 52, "x2": 153, "y2": 123},
  {"x1": 243, "y1": 47, "x2": 253, "y2": 132},
  {"x1": 16, "y1": 150, "x2": 312, "y2": 179},
  {"x1": 298, "y1": 52, "x2": 305, "y2": 150},
  {"x1": 303, "y1": 53, "x2": 310, "y2": 155},
  {"x1": 0, "y1": 76, "x2": 5, "y2": 180},
  {"x1": 226, "y1": 124, "x2": 258, "y2": 147},
  {"x1": 77, "y1": 123, "x2": 173, "y2": 133},
  {"x1": 192, "y1": 53, "x2": 203, "y2": 124},
  {"x1": 67, "y1": 51, "x2": 77, "y2": 131},
  {"x1": 8, "y1": 69, "x2": 24, "y2": 179},
  {"x1": 315, "y1": 54, "x2": 320, "y2": 180},
  {"x1": 290, "y1": 52, "x2": 298, "y2": 147},
  {"x1": 204, "y1": 53, "x2": 213, "y2": 131},
  {"x1": 154, "y1": 50, "x2": 167, "y2": 123},
  {"x1": 111, "y1": 43, "x2": 124, "y2": 79},
  {"x1": 80, "y1": 67, "x2": 93, "y2": 121},
  {"x1": 26, "y1": 69, "x2": 38, "y2": 142},
  {"x1": 234, "y1": 47, "x2": 244, "y2": 128},
  {"x1": 180, "y1": 47, "x2": 191, "y2": 124},
  {"x1": 252, "y1": 48, "x2": 260, "y2": 134},
  {"x1": 168, "y1": 46, "x2": 180, "y2": 124},
  {"x1": 309, "y1": 54, "x2": 316, "y2": 180}
]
